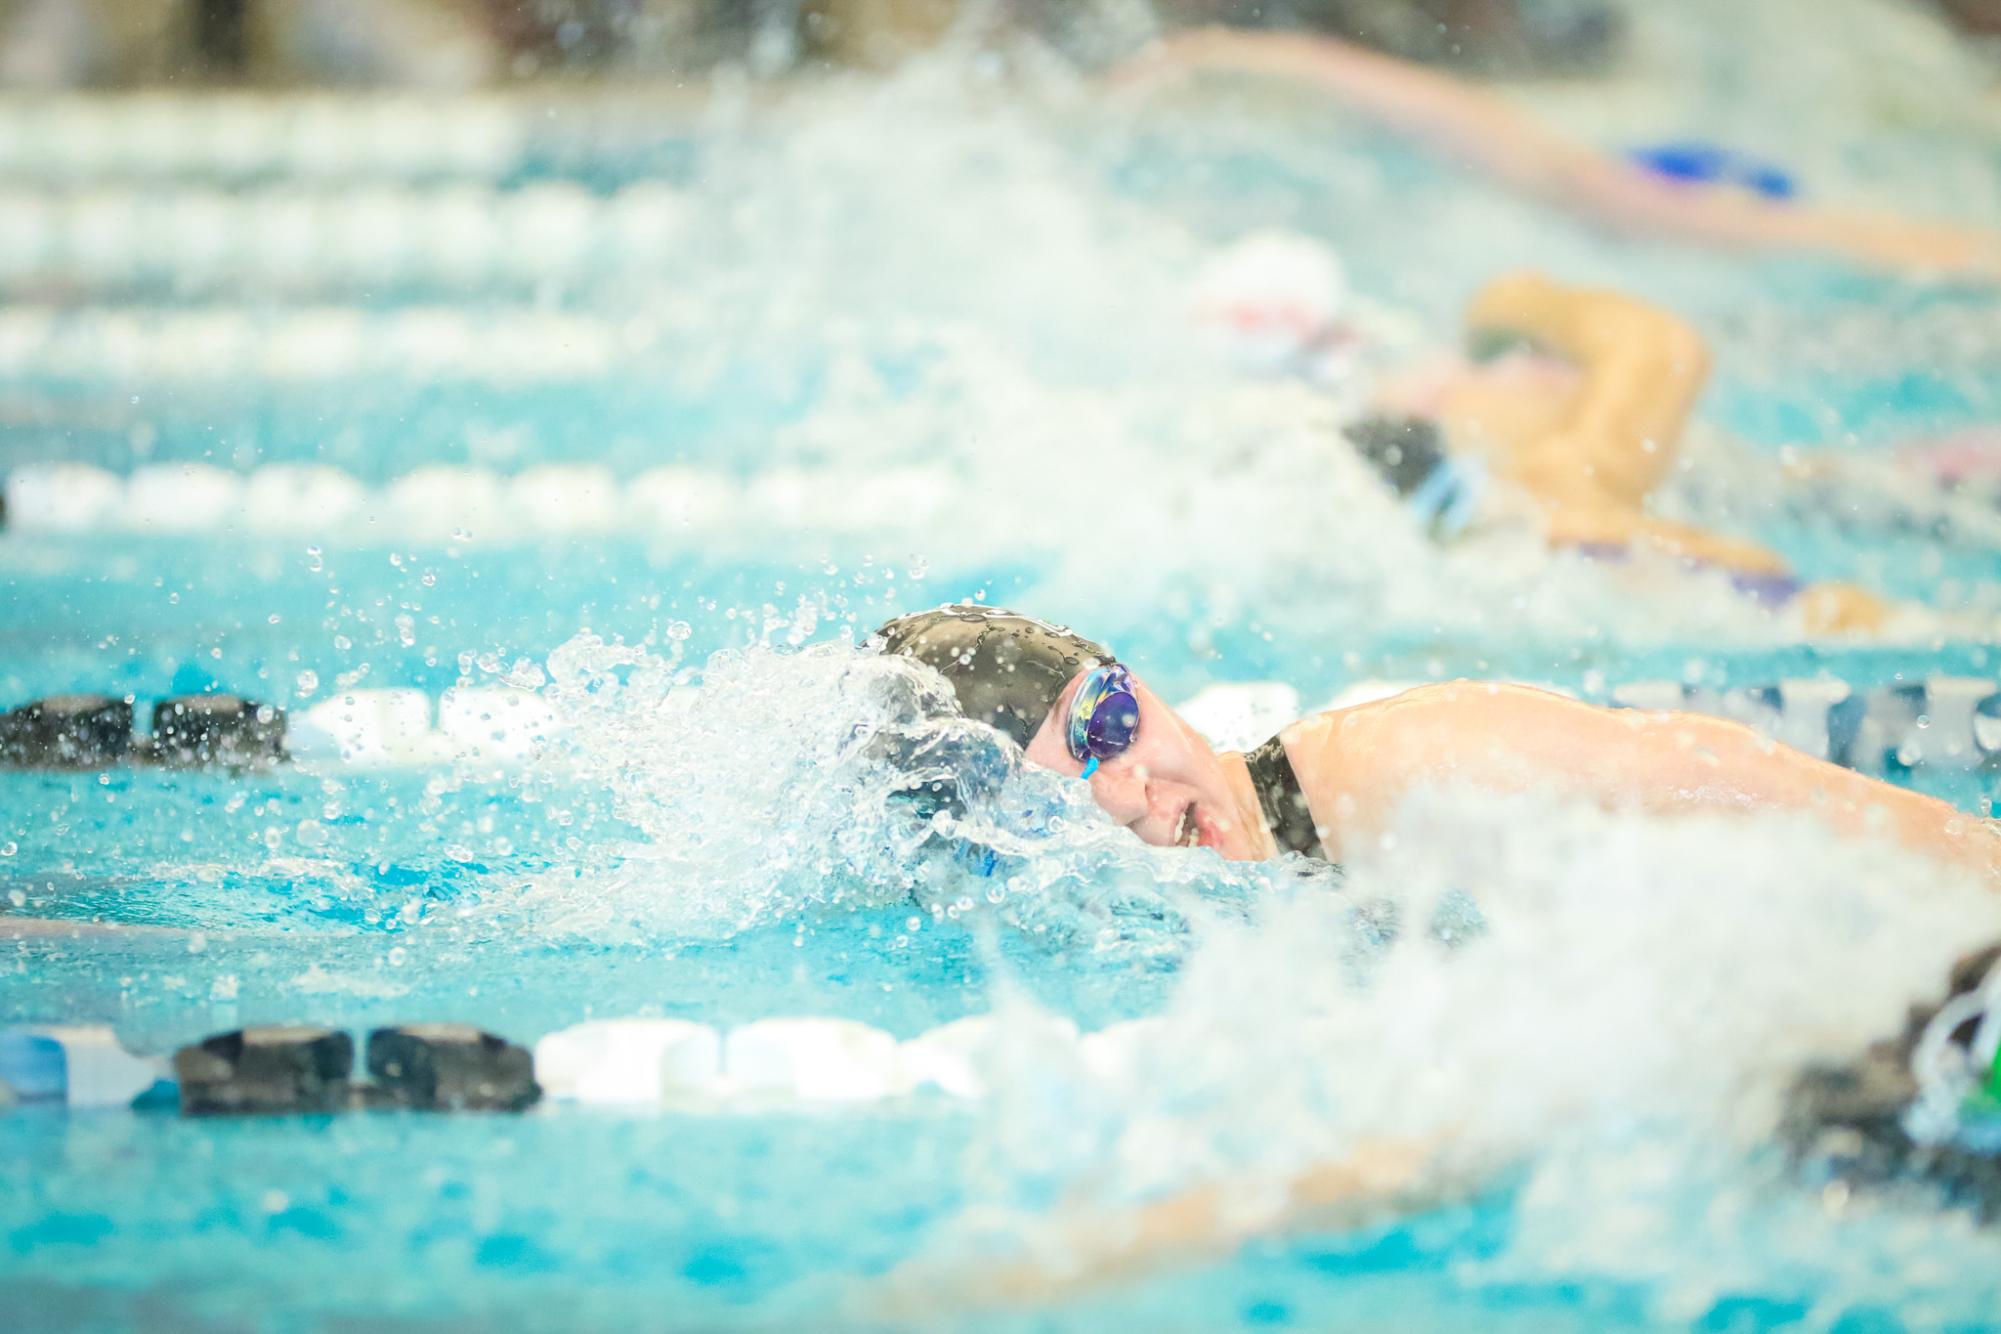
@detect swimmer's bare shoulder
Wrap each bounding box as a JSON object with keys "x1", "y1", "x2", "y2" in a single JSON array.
[{"x1": 1282, "y1": 682, "x2": 2001, "y2": 885}]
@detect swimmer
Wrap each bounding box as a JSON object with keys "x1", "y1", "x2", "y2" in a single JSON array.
[
  {"x1": 875, "y1": 604, "x2": 2001, "y2": 879},
  {"x1": 1194, "y1": 257, "x2": 1895, "y2": 633},
  {"x1": 872, "y1": 606, "x2": 2001, "y2": 1306},
  {"x1": 1117, "y1": 27, "x2": 2001, "y2": 282}
]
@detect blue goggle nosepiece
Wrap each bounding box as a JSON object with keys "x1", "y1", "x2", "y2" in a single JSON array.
[{"x1": 1066, "y1": 664, "x2": 1139, "y2": 773}]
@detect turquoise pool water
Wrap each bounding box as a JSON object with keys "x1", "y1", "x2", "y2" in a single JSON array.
[{"x1": 6, "y1": 7, "x2": 2001, "y2": 1327}]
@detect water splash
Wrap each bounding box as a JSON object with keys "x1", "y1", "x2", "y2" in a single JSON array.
[
  {"x1": 950, "y1": 785, "x2": 2001, "y2": 1319},
  {"x1": 481, "y1": 630, "x2": 1298, "y2": 949}
]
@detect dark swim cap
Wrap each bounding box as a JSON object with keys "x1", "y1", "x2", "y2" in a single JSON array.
[{"x1": 873, "y1": 605, "x2": 1111, "y2": 749}]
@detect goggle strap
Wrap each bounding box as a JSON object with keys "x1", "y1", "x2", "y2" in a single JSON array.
[{"x1": 1080, "y1": 756, "x2": 1100, "y2": 780}]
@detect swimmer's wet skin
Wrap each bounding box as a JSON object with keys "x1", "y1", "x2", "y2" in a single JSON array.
[{"x1": 874, "y1": 605, "x2": 2001, "y2": 884}]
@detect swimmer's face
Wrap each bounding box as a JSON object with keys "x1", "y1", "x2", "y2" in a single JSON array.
[{"x1": 1024, "y1": 669, "x2": 1268, "y2": 861}]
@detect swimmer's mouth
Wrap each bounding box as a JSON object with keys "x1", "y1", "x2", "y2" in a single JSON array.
[{"x1": 1175, "y1": 804, "x2": 1200, "y2": 849}]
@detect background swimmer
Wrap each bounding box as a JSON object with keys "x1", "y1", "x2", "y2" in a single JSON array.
[
  {"x1": 1119, "y1": 25, "x2": 2001, "y2": 281},
  {"x1": 1192, "y1": 251, "x2": 1897, "y2": 632},
  {"x1": 875, "y1": 605, "x2": 2001, "y2": 881}
]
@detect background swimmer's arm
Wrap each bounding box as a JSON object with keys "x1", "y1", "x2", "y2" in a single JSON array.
[
  {"x1": 872, "y1": 1137, "x2": 1441, "y2": 1314},
  {"x1": 1467, "y1": 272, "x2": 1890, "y2": 625},
  {"x1": 1115, "y1": 28, "x2": 2001, "y2": 280},
  {"x1": 1542, "y1": 508, "x2": 1892, "y2": 631},
  {"x1": 1466, "y1": 271, "x2": 1709, "y2": 507},
  {"x1": 1541, "y1": 506, "x2": 1789, "y2": 574},
  {"x1": 1291, "y1": 683, "x2": 2001, "y2": 885}
]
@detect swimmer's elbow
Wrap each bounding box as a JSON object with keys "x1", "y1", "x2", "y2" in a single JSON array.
[{"x1": 1651, "y1": 315, "x2": 1711, "y2": 386}]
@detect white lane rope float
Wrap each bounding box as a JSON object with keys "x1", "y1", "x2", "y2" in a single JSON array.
[
  {"x1": 2, "y1": 461, "x2": 957, "y2": 541},
  {"x1": 0, "y1": 181, "x2": 685, "y2": 296},
  {"x1": 0, "y1": 307, "x2": 670, "y2": 383},
  {"x1": 0, "y1": 1012, "x2": 1142, "y2": 1117}
]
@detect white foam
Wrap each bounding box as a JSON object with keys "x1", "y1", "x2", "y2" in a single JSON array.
[
  {"x1": 437, "y1": 687, "x2": 561, "y2": 763},
  {"x1": 1077, "y1": 1018, "x2": 1172, "y2": 1086},
  {"x1": 1176, "y1": 683, "x2": 1302, "y2": 752}
]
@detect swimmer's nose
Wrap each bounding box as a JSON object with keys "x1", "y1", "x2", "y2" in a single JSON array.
[{"x1": 1088, "y1": 760, "x2": 1152, "y2": 827}]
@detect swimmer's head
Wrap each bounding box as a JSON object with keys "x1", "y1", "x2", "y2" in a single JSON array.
[{"x1": 873, "y1": 605, "x2": 1271, "y2": 860}]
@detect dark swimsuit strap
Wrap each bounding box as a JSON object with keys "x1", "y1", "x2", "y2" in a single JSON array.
[{"x1": 1243, "y1": 733, "x2": 1322, "y2": 859}]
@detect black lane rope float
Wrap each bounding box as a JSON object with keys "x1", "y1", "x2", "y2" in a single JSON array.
[
  {"x1": 0, "y1": 693, "x2": 285, "y2": 769},
  {"x1": 173, "y1": 1024, "x2": 540, "y2": 1116}
]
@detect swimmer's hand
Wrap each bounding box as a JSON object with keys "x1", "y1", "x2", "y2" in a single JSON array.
[
  {"x1": 1799, "y1": 582, "x2": 1894, "y2": 636},
  {"x1": 859, "y1": 1138, "x2": 1438, "y2": 1318}
]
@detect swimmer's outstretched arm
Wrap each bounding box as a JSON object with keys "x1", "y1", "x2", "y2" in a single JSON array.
[
  {"x1": 1115, "y1": 28, "x2": 2001, "y2": 281},
  {"x1": 869, "y1": 1136, "x2": 1442, "y2": 1315},
  {"x1": 1287, "y1": 683, "x2": 2001, "y2": 885}
]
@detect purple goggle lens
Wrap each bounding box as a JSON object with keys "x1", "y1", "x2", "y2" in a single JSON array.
[{"x1": 1066, "y1": 664, "x2": 1140, "y2": 768}]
